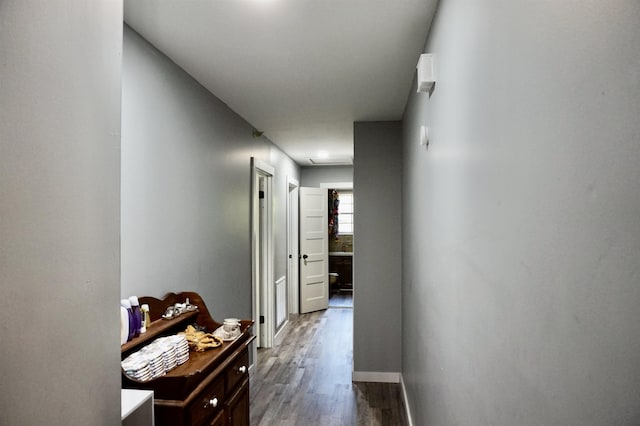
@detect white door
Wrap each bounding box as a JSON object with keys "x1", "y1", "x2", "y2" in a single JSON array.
[{"x1": 299, "y1": 187, "x2": 328, "y2": 314}]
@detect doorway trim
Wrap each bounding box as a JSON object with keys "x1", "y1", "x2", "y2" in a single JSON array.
[
  {"x1": 251, "y1": 158, "x2": 275, "y2": 350},
  {"x1": 286, "y1": 176, "x2": 299, "y2": 315}
]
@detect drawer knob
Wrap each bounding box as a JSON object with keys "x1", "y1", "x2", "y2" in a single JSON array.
[
  {"x1": 204, "y1": 397, "x2": 218, "y2": 409},
  {"x1": 237, "y1": 365, "x2": 247, "y2": 375}
]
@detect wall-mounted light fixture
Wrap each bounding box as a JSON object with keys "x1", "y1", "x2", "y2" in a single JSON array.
[{"x1": 416, "y1": 53, "x2": 435, "y2": 93}]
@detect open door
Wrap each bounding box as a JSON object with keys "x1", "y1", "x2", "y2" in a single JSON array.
[{"x1": 299, "y1": 187, "x2": 328, "y2": 314}]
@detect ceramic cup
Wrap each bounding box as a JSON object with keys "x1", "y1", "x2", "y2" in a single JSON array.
[{"x1": 223, "y1": 318, "x2": 240, "y2": 333}]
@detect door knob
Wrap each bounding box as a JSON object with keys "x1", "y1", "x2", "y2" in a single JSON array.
[{"x1": 302, "y1": 254, "x2": 308, "y2": 259}]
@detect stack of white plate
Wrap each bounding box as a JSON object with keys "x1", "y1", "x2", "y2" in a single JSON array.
[
  {"x1": 121, "y1": 353, "x2": 152, "y2": 382},
  {"x1": 167, "y1": 334, "x2": 190, "y2": 365},
  {"x1": 152, "y1": 336, "x2": 180, "y2": 370},
  {"x1": 162, "y1": 343, "x2": 178, "y2": 371},
  {"x1": 143, "y1": 346, "x2": 167, "y2": 379},
  {"x1": 122, "y1": 333, "x2": 191, "y2": 381}
]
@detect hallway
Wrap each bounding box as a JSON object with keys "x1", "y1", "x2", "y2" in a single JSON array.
[
  {"x1": 329, "y1": 291, "x2": 353, "y2": 308},
  {"x1": 250, "y1": 308, "x2": 407, "y2": 425}
]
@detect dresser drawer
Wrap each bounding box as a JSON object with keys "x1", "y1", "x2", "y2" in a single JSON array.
[
  {"x1": 226, "y1": 349, "x2": 249, "y2": 393},
  {"x1": 188, "y1": 374, "x2": 225, "y2": 426}
]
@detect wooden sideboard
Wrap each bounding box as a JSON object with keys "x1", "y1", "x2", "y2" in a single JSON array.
[{"x1": 121, "y1": 292, "x2": 254, "y2": 426}]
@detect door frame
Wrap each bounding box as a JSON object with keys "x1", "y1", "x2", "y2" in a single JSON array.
[
  {"x1": 251, "y1": 158, "x2": 275, "y2": 349},
  {"x1": 287, "y1": 177, "x2": 299, "y2": 315}
]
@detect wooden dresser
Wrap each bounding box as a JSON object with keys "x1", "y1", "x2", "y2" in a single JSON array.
[{"x1": 121, "y1": 292, "x2": 254, "y2": 426}]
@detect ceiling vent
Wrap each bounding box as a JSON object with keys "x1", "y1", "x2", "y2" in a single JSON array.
[{"x1": 307, "y1": 157, "x2": 353, "y2": 166}]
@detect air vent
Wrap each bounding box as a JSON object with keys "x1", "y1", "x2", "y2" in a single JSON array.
[{"x1": 307, "y1": 157, "x2": 353, "y2": 166}]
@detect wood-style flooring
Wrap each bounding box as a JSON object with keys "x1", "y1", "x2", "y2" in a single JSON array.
[
  {"x1": 250, "y1": 308, "x2": 408, "y2": 425},
  {"x1": 328, "y1": 291, "x2": 353, "y2": 308}
]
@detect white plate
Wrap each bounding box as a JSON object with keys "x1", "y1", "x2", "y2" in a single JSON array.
[{"x1": 213, "y1": 325, "x2": 241, "y2": 341}]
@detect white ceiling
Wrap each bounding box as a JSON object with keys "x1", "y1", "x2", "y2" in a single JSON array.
[{"x1": 124, "y1": 0, "x2": 437, "y2": 165}]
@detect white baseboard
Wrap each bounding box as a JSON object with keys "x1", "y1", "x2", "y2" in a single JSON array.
[
  {"x1": 400, "y1": 373, "x2": 414, "y2": 426},
  {"x1": 273, "y1": 319, "x2": 290, "y2": 346},
  {"x1": 352, "y1": 371, "x2": 400, "y2": 383}
]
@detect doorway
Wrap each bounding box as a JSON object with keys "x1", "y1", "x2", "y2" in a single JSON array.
[{"x1": 322, "y1": 183, "x2": 354, "y2": 309}]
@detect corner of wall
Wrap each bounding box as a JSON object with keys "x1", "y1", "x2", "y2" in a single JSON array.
[{"x1": 400, "y1": 373, "x2": 414, "y2": 426}]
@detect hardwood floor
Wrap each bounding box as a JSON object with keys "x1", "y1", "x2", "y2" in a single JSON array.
[
  {"x1": 250, "y1": 308, "x2": 408, "y2": 425},
  {"x1": 328, "y1": 291, "x2": 353, "y2": 308}
]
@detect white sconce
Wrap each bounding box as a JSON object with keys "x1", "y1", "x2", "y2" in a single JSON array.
[{"x1": 416, "y1": 53, "x2": 435, "y2": 93}]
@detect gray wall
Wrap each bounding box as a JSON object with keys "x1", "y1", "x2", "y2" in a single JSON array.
[
  {"x1": 122, "y1": 26, "x2": 299, "y2": 320},
  {"x1": 353, "y1": 122, "x2": 403, "y2": 373},
  {"x1": 300, "y1": 165, "x2": 354, "y2": 187},
  {"x1": 0, "y1": 2, "x2": 122, "y2": 425},
  {"x1": 271, "y1": 148, "x2": 300, "y2": 284},
  {"x1": 402, "y1": 1, "x2": 640, "y2": 425}
]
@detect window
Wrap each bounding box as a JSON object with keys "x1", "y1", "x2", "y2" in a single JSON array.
[{"x1": 338, "y1": 191, "x2": 353, "y2": 234}]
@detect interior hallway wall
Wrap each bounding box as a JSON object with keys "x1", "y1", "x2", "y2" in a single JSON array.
[
  {"x1": 271, "y1": 149, "x2": 300, "y2": 284},
  {"x1": 353, "y1": 121, "x2": 403, "y2": 375},
  {"x1": 122, "y1": 26, "x2": 299, "y2": 320},
  {"x1": 0, "y1": 2, "x2": 123, "y2": 424},
  {"x1": 300, "y1": 165, "x2": 354, "y2": 187},
  {"x1": 401, "y1": 1, "x2": 640, "y2": 425}
]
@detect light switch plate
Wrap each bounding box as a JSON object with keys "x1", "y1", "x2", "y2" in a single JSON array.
[{"x1": 420, "y1": 126, "x2": 429, "y2": 148}]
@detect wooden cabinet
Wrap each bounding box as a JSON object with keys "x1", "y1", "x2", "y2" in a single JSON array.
[
  {"x1": 121, "y1": 292, "x2": 254, "y2": 426},
  {"x1": 209, "y1": 410, "x2": 226, "y2": 426},
  {"x1": 226, "y1": 378, "x2": 250, "y2": 426}
]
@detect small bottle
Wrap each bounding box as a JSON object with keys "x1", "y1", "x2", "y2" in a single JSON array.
[
  {"x1": 141, "y1": 304, "x2": 151, "y2": 333},
  {"x1": 120, "y1": 305, "x2": 129, "y2": 345},
  {"x1": 120, "y1": 299, "x2": 135, "y2": 342},
  {"x1": 129, "y1": 296, "x2": 142, "y2": 338}
]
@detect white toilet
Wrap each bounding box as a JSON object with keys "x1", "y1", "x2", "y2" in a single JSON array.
[{"x1": 329, "y1": 272, "x2": 339, "y2": 287}]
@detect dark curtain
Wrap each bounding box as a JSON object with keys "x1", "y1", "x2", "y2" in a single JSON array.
[{"x1": 329, "y1": 189, "x2": 339, "y2": 238}]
